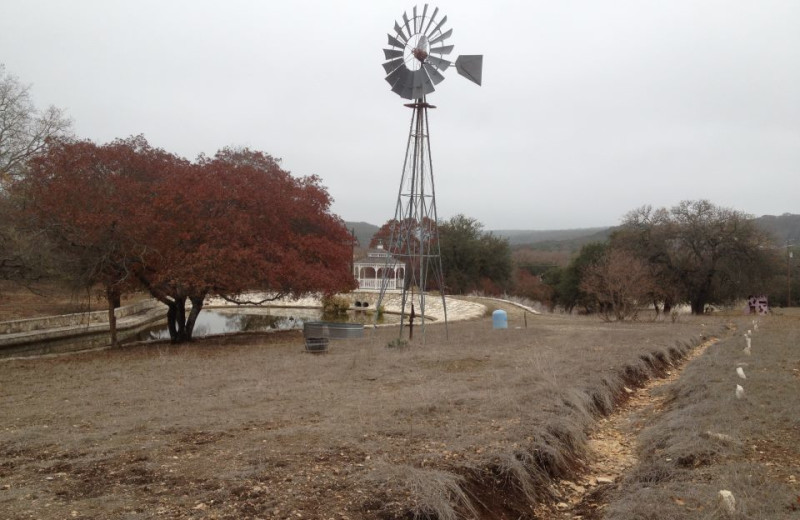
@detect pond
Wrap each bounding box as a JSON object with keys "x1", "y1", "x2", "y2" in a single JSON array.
[{"x1": 133, "y1": 307, "x2": 400, "y2": 342}]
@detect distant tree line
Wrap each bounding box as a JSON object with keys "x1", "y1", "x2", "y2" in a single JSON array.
[{"x1": 541, "y1": 200, "x2": 787, "y2": 319}]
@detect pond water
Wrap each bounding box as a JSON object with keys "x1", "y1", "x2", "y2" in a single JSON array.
[{"x1": 134, "y1": 307, "x2": 399, "y2": 342}]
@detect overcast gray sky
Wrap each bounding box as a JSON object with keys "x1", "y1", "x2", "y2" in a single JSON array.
[{"x1": 2, "y1": 0, "x2": 798, "y2": 229}]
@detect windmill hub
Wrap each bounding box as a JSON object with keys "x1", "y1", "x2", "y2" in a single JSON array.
[{"x1": 411, "y1": 46, "x2": 428, "y2": 64}]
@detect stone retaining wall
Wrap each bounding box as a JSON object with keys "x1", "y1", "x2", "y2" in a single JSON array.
[{"x1": 0, "y1": 299, "x2": 159, "y2": 335}]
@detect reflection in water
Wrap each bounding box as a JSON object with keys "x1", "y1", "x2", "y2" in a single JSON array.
[{"x1": 137, "y1": 307, "x2": 395, "y2": 342}]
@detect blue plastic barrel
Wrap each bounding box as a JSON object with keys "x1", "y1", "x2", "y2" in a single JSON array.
[{"x1": 492, "y1": 309, "x2": 508, "y2": 329}]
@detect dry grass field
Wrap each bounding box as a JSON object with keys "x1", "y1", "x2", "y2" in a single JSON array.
[
  {"x1": 0, "y1": 281, "x2": 147, "y2": 321},
  {"x1": 602, "y1": 311, "x2": 800, "y2": 519},
  {"x1": 0, "y1": 306, "x2": 724, "y2": 519}
]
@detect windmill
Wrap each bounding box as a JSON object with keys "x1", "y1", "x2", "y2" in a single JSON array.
[{"x1": 375, "y1": 5, "x2": 482, "y2": 340}]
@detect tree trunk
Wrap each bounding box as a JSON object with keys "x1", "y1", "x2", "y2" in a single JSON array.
[
  {"x1": 690, "y1": 298, "x2": 706, "y2": 315},
  {"x1": 167, "y1": 297, "x2": 188, "y2": 343},
  {"x1": 185, "y1": 295, "x2": 205, "y2": 341},
  {"x1": 165, "y1": 295, "x2": 205, "y2": 343},
  {"x1": 691, "y1": 274, "x2": 716, "y2": 315},
  {"x1": 167, "y1": 301, "x2": 178, "y2": 341}
]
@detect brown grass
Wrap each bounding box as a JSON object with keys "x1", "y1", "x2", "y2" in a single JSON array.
[
  {"x1": 603, "y1": 311, "x2": 800, "y2": 519},
  {"x1": 0, "y1": 310, "x2": 720, "y2": 519},
  {"x1": 0, "y1": 280, "x2": 148, "y2": 321}
]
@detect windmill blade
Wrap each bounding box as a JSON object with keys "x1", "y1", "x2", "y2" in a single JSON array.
[
  {"x1": 412, "y1": 5, "x2": 418, "y2": 32},
  {"x1": 390, "y1": 77, "x2": 413, "y2": 100},
  {"x1": 420, "y1": 4, "x2": 429, "y2": 29},
  {"x1": 429, "y1": 28, "x2": 452, "y2": 46},
  {"x1": 423, "y1": 63, "x2": 445, "y2": 85},
  {"x1": 427, "y1": 15, "x2": 448, "y2": 39},
  {"x1": 383, "y1": 48, "x2": 404, "y2": 60},
  {"x1": 411, "y1": 69, "x2": 435, "y2": 99},
  {"x1": 427, "y1": 55, "x2": 451, "y2": 71},
  {"x1": 430, "y1": 44, "x2": 454, "y2": 55},
  {"x1": 423, "y1": 6, "x2": 439, "y2": 35},
  {"x1": 394, "y1": 21, "x2": 407, "y2": 42},
  {"x1": 402, "y1": 12, "x2": 412, "y2": 39},
  {"x1": 393, "y1": 80, "x2": 414, "y2": 100},
  {"x1": 387, "y1": 33, "x2": 404, "y2": 49},
  {"x1": 386, "y1": 64, "x2": 412, "y2": 90},
  {"x1": 382, "y1": 57, "x2": 405, "y2": 75},
  {"x1": 455, "y1": 55, "x2": 483, "y2": 86}
]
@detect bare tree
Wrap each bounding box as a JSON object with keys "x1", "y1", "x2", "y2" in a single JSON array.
[
  {"x1": 0, "y1": 64, "x2": 72, "y2": 186},
  {"x1": 580, "y1": 247, "x2": 656, "y2": 321},
  {"x1": 0, "y1": 64, "x2": 72, "y2": 285}
]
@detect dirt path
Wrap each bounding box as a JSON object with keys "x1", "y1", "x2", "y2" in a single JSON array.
[{"x1": 543, "y1": 337, "x2": 720, "y2": 519}]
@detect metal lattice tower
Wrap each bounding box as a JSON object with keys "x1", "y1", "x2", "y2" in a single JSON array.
[
  {"x1": 376, "y1": 98, "x2": 447, "y2": 340},
  {"x1": 375, "y1": 5, "x2": 482, "y2": 341}
]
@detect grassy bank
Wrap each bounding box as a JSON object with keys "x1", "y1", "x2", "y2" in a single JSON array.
[
  {"x1": 604, "y1": 311, "x2": 800, "y2": 519},
  {"x1": 1, "y1": 314, "x2": 721, "y2": 519}
]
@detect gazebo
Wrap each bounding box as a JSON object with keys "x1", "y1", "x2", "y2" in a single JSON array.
[{"x1": 353, "y1": 243, "x2": 405, "y2": 292}]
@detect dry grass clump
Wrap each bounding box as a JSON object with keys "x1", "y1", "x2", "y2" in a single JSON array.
[
  {"x1": 366, "y1": 461, "x2": 477, "y2": 520},
  {"x1": 604, "y1": 313, "x2": 800, "y2": 519},
  {"x1": 0, "y1": 310, "x2": 720, "y2": 519}
]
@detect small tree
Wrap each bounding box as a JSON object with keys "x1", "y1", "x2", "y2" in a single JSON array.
[
  {"x1": 369, "y1": 216, "x2": 436, "y2": 290},
  {"x1": 545, "y1": 242, "x2": 607, "y2": 313},
  {"x1": 580, "y1": 248, "x2": 656, "y2": 321},
  {"x1": 512, "y1": 267, "x2": 553, "y2": 304},
  {"x1": 437, "y1": 214, "x2": 511, "y2": 294}
]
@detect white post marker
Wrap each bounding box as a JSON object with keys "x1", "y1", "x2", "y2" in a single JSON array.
[{"x1": 718, "y1": 490, "x2": 736, "y2": 516}]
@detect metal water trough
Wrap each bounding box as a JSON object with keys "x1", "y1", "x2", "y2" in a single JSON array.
[{"x1": 302, "y1": 321, "x2": 364, "y2": 353}]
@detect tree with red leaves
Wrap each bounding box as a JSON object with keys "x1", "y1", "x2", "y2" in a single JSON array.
[
  {"x1": 21, "y1": 138, "x2": 355, "y2": 344},
  {"x1": 368, "y1": 217, "x2": 437, "y2": 289},
  {"x1": 133, "y1": 147, "x2": 356, "y2": 342},
  {"x1": 21, "y1": 136, "x2": 173, "y2": 345}
]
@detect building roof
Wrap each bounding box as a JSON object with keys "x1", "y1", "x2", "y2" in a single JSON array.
[{"x1": 354, "y1": 247, "x2": 404, "y2": 265}]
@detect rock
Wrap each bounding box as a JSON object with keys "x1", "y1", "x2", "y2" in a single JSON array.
[
  {"x1": 596, "y1": 477, "x2": 614, "y2": 484},
  {"x1": 718, "y1": 490, "x2": 735, "y2": 516},
  {"x1": 735, "y1": 385, "x2": 745, "y2": 399},
  {"x1": 736, "y1": 367, "x2": 746, "y2": 379},
  {"x1": 556, "y1": 502, "x2": 570, "y2": 511},
  {"x1": 193, "y1": 503, "x2": 207, "y2": 510},
  {"x1": 569, "y1": 482, "x2": 586, "y2": 494},
  {"x1": 702, "y1": 431, "x2": 735, "y2": 444}
]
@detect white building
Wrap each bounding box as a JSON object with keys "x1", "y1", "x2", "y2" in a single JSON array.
[{"x1": 353, "y1": 243, "x2": 405, "y2": 292}]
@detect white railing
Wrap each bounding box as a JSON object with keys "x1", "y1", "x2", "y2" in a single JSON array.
[{"x1": 357, "y1": 278, "x2": 401, "y2": 290}]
